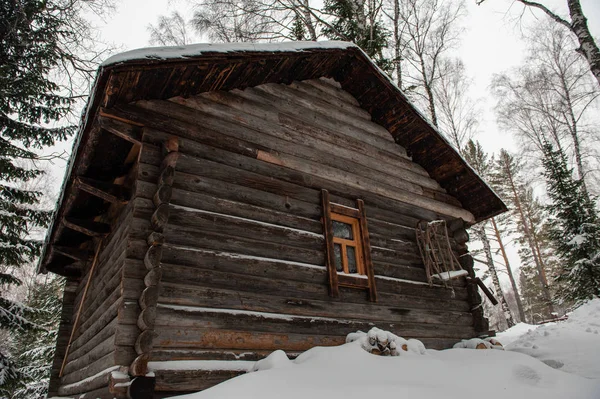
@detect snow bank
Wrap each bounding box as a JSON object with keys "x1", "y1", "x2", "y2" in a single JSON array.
[
  {"x1": 504, "y1": 299, "x2": 600, "y2": 379},
  {"x1": 497, "y1": 322, "x2": 540, "y2": 345},
  {"x1": 172, "y1": 338, "x2": 599, "y2": 399}
]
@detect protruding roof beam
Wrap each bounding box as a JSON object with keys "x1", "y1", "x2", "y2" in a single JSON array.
[
  {"x1": 62, "y1": 217, "x2": 111, "y2": 237},
  {"x1": 73, "y1": 176, "x2": 130, "y2": 204},
  {"x1": 52, "y1": 245, "x2": 92, "y2": 262},
  {"x1": 97, "y1": 111, "x2": 143, "y2": 144}
]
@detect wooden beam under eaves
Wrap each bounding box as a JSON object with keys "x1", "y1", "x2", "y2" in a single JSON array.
[
  {"x1": 52, "y1": 245, "x2": 92, "y2": 262},
  {"x1": 97, "y1": 111, "x2": 143, "y2": 144},
  {"x1": 74, "y1": 176, "x2": 130, "y2": 204},
  {"x1": 62, "y1": 217, "x2": 111, "y2": 237}
]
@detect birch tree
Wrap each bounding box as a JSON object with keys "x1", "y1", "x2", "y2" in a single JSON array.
[
  {"x1": 149, "y1": 11, "x2": 193, "y2": 46},
  {"x1": 388, "y1": 0, "x2": 466, "y2": 126},
  {"x1": 480, "y1": 0, "x2": 600, "y2": 89}
]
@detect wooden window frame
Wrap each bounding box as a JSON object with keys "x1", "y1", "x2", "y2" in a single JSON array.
[{"x1": 321, "y1": 189, "x2": 377, "y2": 302}]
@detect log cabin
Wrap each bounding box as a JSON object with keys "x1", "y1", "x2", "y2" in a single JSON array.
[{"x1": 39, "y1": 41, "x2": 507, "y2": 398}]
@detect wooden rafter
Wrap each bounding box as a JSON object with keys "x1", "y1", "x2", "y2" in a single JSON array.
[
  {"x1": 73, "y1": 176, "x2": 130, "y2": 204},
  {"x1": 52, "y1": 246, "x2": 92, "y2": 262},
  {"x1": 97, "y1": 112, "x2": 143, "y2": 144},
  {"x1": 62, "y1": 217, "x2": 111, "y2": 237}
]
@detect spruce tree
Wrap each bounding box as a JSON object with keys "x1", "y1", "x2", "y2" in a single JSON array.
[
  {"x1": 9, "y1": 276, "x2": 63, "y2": 398},
  {"x1": 462, "y1": 140, "x2": 515, "y2": 328},
  {"x1": 541, "y1": 143, "x2": 600, "y2": 305},
  {"x1": 1, "y1": 0, "x2": 88, "y2": 390},
  {"x1": 322, "y1": 0, "x2": 391, "y2": 71}
]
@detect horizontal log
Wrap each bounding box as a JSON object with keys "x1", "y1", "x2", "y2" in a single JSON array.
[
  {"x1": 157, "y1": 245, "x2": 467, "y2": 300},
  {"x1": 60, "y1": 351, "x2": 116, "y2": 387},
  {"x1": 149, "y1": 349, "x2": 282, "y2": 362},
  {"x1": 164, "y1": 225, "x2": 326, "y2": 266},
  {"x1": 63, "y1": 333, "x2": 115, "y2": 376},
  {"x1": 153, "y1": 305, "x2": 475, "y2": 339},
  {"x1": 154, "y1": 369, "x2": 244, "y2": 392},
  {"x1": 158, "y1": 264, "x2": 469, "y2": 313},
  {"x1": 294, "y1": 78, "x2": 360, "y2": 107},
  {"x1": 67, "y1": 317, "x2": 117, "y2": 364},
  {"x1": 167, "y1": 204, "x2": 322, "y2": 250},
  {"x1": 157, "y1": 283, "x2": 473, "y2": 326},
  {"x1": 154, "y1": 327, "x2": 344, "y2": 351}
]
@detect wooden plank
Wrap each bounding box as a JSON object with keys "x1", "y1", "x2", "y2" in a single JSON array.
[
  {"x1": 63, "y1": 217, "x2": 111, "y2": 237},
  {"x1": 98, "y1": 112, "x2": 142, "y2": 143},
  {"x1": 321, "y1": 189, "x2": 339, "y2": 297},
  {"x1": 138, "y1": 140, "x2": 472, "y2": 222},
  {"x1": 52, "y1": 245, "x2": 92, "y2": 262},
  {"x1": 330, "y1": 203, "x2": 360, "y2": 218},
  {"x1": 155, "y1": 245, "x2": 468, "y2": 301},
  {"x1": 358, "y1": 199, "x2": 377, "y2": 302},
  {"x1": 74, "y1": 176, "x2": 130, "y2": 204}
]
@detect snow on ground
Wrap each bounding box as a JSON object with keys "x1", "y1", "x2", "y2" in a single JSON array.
[
  {"x1": 501, "y1": 299, "x2": 600, "y2": 379},
  {"x1": 497, "y1": 322, "x2": 540, "y2": 346},
  {"x1": 171, "y1": 301, "x2": 600, "y2": 399}
]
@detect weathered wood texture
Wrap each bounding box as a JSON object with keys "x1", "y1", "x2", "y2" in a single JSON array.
[
  {"x1": 53, "y1": 201, "x2": 134, "y2": 396},
  {"x1": 99, "y1": 79, "x2": 482, "y2": 395},
  {"x1": 52, "y1": 78, "x2": 486, "y2": 397}
]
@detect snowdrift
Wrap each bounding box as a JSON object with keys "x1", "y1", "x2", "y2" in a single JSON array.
[
  {"x1": 500, "y1": 299, "x2": 600, "y2": 379},
  {"x1": 173, "y1": 330, "x2": 600, "y2": 399}
]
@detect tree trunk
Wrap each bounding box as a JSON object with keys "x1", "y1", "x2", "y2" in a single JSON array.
[
  {"x1": 490, "y1": 217, "x2": 526, "y2": 323},
  {"x1": 567, "y1": 0, "x2": 600, "y2": 88},
  {"x1": 420, "y1": 58, "x2": 438, "y2": 126},
  {"x1": 476, "y1": 223, "x2": 515, "y2": 329},
  {"x1": 505, "y1": 167, "x2": 555, "y2": 317},
  {"x1": 393, "y1": 0, "x2": 402, "y2": 88}
]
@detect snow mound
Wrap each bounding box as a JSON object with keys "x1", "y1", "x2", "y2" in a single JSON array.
[
  {"x1": 172, "y1": 340, "x2": 600, "y2": 399},
  {"x1": 453, "y1": 337, "x2": 504, "y2": 350},
  {"x1": 504, "y1": 298, "x2": 600, "y2": 379},
  {"x1": 346, "y1": 327, "x2": 426, "y2": 356}
]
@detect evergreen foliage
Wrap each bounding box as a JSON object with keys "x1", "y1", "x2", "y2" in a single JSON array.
[
  {"x1": 0, "y1": 0, "x2": 93, "y2": 392},
  {"x1": 541, "y1": 143, "x2": 600, "y2": 305},
  {"x1": 322, "y1": 0, "x2": 391, "y2": 71},
  {"x1": 8, "y1": 277, "x2": 63, "y2": 399}
]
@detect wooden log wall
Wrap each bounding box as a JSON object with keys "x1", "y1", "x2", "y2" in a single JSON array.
[
  {"x1": 102, "y1": 78, "x2": 482, "y2": 396},
  {"x1": 56, "y1": 201, "x2": 135, "y2": 398}
]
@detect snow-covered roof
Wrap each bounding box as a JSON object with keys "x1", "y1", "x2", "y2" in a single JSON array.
[{"x1": 102, "y1": 41, "x2": 357, "y2": 66}]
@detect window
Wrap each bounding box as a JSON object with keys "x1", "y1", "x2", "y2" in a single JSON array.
[
  {"x1": 331, "y1": 215, "x2": 364, "y2": 275},
  {"x1": 321, "y1": 189, "x2": 377, "y2": 302}
]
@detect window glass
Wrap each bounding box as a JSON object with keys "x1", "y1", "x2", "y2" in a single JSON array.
[
  {"x1": 333, "y1": 243, "x2": 343, "y2": 271},
  {"x1": 332, "y1": 220, "x2": 353, "y2": 240},
  {"x1": 346, "y1": 246, "x2": 357, "y2": 273}
]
